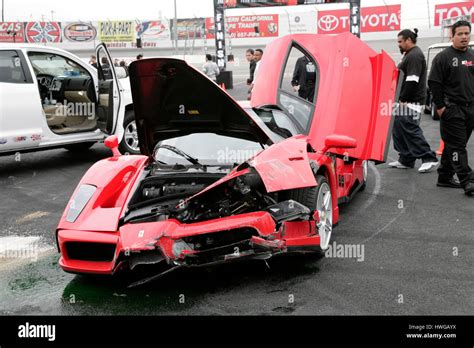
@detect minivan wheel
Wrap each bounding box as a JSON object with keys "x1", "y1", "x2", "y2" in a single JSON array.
[{"x1": 119, "y1": 111, "x2": 140, "y2": 154}]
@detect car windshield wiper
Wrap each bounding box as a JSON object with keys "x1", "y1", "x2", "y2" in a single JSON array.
[{"x1": 154, "y1": 144, "x2": 206, "y2": 171}]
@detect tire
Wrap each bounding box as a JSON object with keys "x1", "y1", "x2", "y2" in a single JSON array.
[
  {"x1": 359, "y1": 160, "x2": 368, "y2": 191},
  {"x1": 284, "y1": 174, "x2": 333, "y2": 251},
  {"x1": 119, "y1": 111, "x2": 140, "y2": 155},
  {"x1": 64, "y1": 142, "x2": 95, "y2": 152},
  {"x1": 431, "y1": 102, "x2": 440, "y2": 121},
  {"x1": 284, "y1": 183, "x2": 318, "y2": 210}
]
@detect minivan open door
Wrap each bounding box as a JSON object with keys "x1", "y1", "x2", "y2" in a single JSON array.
[{"x1": 95, "y1": 43, "x2": 121, "y2": 135}]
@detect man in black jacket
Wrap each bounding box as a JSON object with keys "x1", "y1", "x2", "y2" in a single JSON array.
[
  {"x1": 389, "y1": 28, "x2": 439, "y2": 173},
  {"x1": 291, "y1": 55, "x2": 316, "y2": 102},
  {"x1": 246, "y1": 48, "x2": 256, "y2": 85},
  {"x1": 428, "y1": 20, "x2": 474, "y2": 196}
]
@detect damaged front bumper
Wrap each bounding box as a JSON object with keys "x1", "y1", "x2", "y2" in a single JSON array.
[{"x1": 57, "y1": 200, "x2": 319, "y2": 286}]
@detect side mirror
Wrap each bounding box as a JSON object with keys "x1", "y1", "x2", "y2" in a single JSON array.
[
  {"x1": 115, "y1": 66, "x2": 128, "y2": 79},
  {"x1": 104, "y1": 135, "x2": 121, "y2": 157},
  {"x1": 321, "y1": 134, "x2": 357, "y2": 153}
]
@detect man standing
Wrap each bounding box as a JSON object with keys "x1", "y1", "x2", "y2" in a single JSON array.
[
  {"x1": 428, "y1": 20, "x2": 474, "y2": 196},
  {"x1": 202, "y1": 54, "x2": 220, "y2": 83},
  {"x1": 291, "y1": 55, "x2": 316, "y2": 102},
  {"x1": 389, "y1": 28, "x2": 439, "y2": 173},
  {"x1": 253, "y1": 49, "x2": 263, "y2": 82},
  {"x1": 249, "y1": 49, "x2": 263, "y2": 99},
  {"x1": 89, "y1": 55, "x2": 98, "y2": 69},
  {"x1": 245, "y1": 48, "x2": 256, "y2": 85}
]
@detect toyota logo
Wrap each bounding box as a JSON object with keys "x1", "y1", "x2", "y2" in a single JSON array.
[{"x1": 318, "y1": 15, "x2": 339, "y2": 32}]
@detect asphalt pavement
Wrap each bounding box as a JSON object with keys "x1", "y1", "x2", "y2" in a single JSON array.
[{"x1": 0, "y1": 75, "x2": 473, "y2": 316}]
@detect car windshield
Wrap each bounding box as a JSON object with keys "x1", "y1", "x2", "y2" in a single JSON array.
[{"x1": 153, "y1": 133, "x2": 267, "y2": 166}]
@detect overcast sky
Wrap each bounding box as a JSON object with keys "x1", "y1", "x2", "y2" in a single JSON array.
[
  {"x1": 2, "y1": 0, "x2": 464, "y2": 22},
  {"x1": 3, "y1": 0, "x2": 215, "y2": 21}
]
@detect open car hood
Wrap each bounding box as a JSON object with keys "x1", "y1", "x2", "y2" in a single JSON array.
[{"x1": 128, "y1": 58, "x2": 272, "y2": 157}]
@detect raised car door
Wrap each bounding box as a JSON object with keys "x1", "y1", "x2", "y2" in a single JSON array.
[
  {"x1": 95, "y1": 43, "x2": 120, "y2": 135},
  {"x1": 0, "y1": 49, "x2": 44, "y2": 153},
  {"x1": 251, "y1": 33, "x2": 399, "y2": 163}
]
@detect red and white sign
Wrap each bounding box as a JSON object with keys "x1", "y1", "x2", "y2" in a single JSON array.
[
  {"x1": 206, "y1": 14, "x2": 279, "y2": 39},
  {"x1": 317, "y1": 5, "x2": 401, "y2": 34},
  {"x1": 434, "y1": 2, "x2": 474, "y2": 26},
  {"x1": 63, "y1": 22, "x2": 96, "y2": 42},
  {"x1": 25, "y1": 22, "x2": 61, "y2": 43},
  {"x1": 0, "y1": 22, "x2": 25, "y2": 43},
  {"x1": 136, "y1": 20, "x2": 169, "y2": 41}
]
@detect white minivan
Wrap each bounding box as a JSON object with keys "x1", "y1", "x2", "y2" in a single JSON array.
[{"x1": 0, "y1": 43, "x2": 139, "y2": 156}]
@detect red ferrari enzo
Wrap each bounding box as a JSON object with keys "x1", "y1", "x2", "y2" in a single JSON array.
[{"x1": 56, "y1": 33, "x2": 399, "y2": 287}]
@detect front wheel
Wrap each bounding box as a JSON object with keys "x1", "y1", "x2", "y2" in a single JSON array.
[
  {"x1": 281, "y1": 174, "x2": 333, "y2": 252},
  {"x1": 314, "y1": 175, "x2": 333, "y2": 251},
  {"x1": 119, "y1": 111, "x2": 140, "y2": 154}
]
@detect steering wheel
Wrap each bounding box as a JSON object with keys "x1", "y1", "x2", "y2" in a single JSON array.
[{"x1": 36, "y1": 73, "x2": 55, "y2": 88}]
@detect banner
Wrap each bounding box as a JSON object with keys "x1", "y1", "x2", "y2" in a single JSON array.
[
  {"x1": 63, "y1": 22, "x2": 96, "y2": 42},
  {"x1": 0, "y1": 22, "x2": 25, "y2": 43},
  {"x1": 434, "y1": 2, "x2": 474, "y2": 26},
  {"x1": 25, "y1": 22, "x2": 62, "y2": 43},
  {"x1": 206, "y1": 14, "x2": 279, "y2": 39},
  {"x1": 136, "y1": 20, "x2": 169, "y2": 41},
  {"x1": 317, "y1": 5, "x2": 401, "y2": 34},
  {"x1": 170, "y1": 18, "x2": 206, "y2": 40},
  {"x1": 223, "y1": 0, "x2": 326, "y2": 7},
  {"x1": 98, "y1": 20, "x2": 135, "y2": 42}
]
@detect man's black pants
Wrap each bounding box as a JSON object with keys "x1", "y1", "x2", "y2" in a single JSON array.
[
  {"x1": 392, "y1": 108, "x2": 438, "y2": 167},
  {"x1": 438, "y1": 104, "x2": 474, "y2": 187}
]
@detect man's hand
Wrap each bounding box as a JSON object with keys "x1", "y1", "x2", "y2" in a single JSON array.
[
  {"x1": 437, "y1": 107, "x2": 446, "y2": 117},
  {"x1": 293, "y1": 85, "x2": 300, "y2": 92}
]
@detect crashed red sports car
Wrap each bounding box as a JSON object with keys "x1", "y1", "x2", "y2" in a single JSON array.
[{"x1": 56, "y1": 33, "x2": 399, "y2": 287}]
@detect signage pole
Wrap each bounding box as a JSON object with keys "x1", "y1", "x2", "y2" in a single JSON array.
[
  {"x1": 173, "y1": 0, "x2": 178, "y2": 55},
  {"x1": 349, "y1": 0, "x2": 361, "y2": 38},
  {"x1": 213, "y1": 0, "x2": 226, "y2": 71}
]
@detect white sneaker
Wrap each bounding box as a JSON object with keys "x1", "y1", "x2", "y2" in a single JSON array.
[
  {"x1": 418, "y1": 161, "x2": 439, "y2": 173},
  {"x1": 388, "y1": 160, "x2": 409, "y2": 169}
]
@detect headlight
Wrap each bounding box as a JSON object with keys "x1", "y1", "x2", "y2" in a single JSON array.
[{"x1": 66, "y1": 184, "x2": 97, "y2": 223}]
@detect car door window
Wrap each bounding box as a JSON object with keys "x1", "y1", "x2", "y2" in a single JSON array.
[
  {"x1": 278, "y1": 45, "x2": 318, "y2": 134},
  {"x1": 27, "y1": 52, "x2": 89, "y2": 77},
  {"x1": 97, "y1": 48, "x2": 114, "y2": 81},
  {"x1": 0, "y1": 50, "x2": 28, "y2": 83}
]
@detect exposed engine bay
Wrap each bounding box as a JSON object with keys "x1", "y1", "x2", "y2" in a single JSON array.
[{"x1": 123, "y1": 162, "x2": 311, "y2": 227}]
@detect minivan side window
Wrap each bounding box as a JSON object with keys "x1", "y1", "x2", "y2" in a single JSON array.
[{"x1": 0, "y1": 50, "x2": 28, "y2": 83}]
